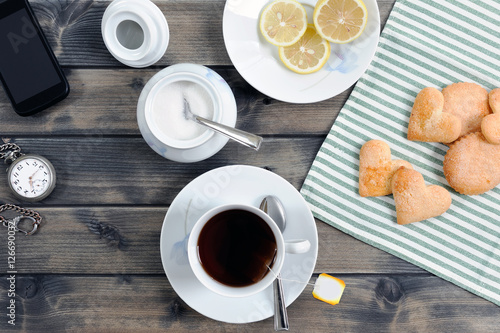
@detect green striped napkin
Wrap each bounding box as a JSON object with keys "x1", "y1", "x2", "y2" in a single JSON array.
[{"x1": 300, "y1": 0, "x2": 500, "y2": 305}]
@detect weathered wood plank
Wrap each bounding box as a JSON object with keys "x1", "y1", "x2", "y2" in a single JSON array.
[
  {"x1": 0, "y1": 68, "x2": 349, "y2": 136},
  {"x1": 1, "y1": 0, "x2": 396, "y2": 133},
  {"x1": 0, "y1": 207, "x2": 423, "y2": 274},
  {"x1": 0, "y1": 274, "x2": 498, "y2": 332},
  {"x1": 27, "y1": 0, "x2": 396, "y2": 67},
  {"x1": 0, "y1": 137, "x2": 325, "y2": 205}
]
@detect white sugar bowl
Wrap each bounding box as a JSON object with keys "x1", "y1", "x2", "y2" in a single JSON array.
[{"x1": 137, "y1": 63, "x2": 237, "y2": 163}]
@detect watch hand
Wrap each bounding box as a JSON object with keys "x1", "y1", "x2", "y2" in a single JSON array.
[
  {"x1": 29, "y1": 168, "x2": 41, "y2": 191},
  {"x1": 30, "y1": 168, "x2": 40, "y2": 178}
]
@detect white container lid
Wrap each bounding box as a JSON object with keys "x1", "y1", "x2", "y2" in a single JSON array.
[{"x1": 101, "y1": 0, "x2": 169, "y2": 68}]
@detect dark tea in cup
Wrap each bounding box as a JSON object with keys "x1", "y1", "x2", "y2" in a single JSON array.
[{"x1": 197, "y1": 209, "x2": 277, "y2": 287}]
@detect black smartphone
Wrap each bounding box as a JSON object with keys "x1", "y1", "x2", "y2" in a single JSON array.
[{"x1": 0, "y1": 0, "x2": 69, "y2": 116}]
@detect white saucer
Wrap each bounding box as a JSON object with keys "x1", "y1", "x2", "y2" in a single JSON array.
[
  {"x1": 160, "y1": 165, "x2": 318, "y2": 323},
  {"x1": 137, "y1": 64, "x2": 237, "y2": 163},
  {"x1": 222, "y1": 0, "x2": 380, "y2": 103}
]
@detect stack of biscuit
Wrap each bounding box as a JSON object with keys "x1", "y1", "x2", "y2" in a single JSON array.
[
  {"x1": 358, "y1": 83, "x2": 499, "y2": 225},
  {"x1": 408, "y1": 83, "x2": 499, "y2": 195}
]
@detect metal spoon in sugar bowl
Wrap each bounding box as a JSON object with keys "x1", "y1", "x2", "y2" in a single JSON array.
[{"x1": 183, "y1": 98, "x2": 263, "y2": 151}]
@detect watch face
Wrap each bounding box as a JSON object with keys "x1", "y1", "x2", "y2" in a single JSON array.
[{"x1": 8, "y1": 155, "x2": 56, "y2": 201}]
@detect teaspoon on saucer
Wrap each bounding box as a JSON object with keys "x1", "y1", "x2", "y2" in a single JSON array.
[{"x1": 260, "y1": 195, "x2": 289, "y2": 331}]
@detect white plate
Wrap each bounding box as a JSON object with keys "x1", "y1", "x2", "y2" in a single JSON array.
[
  {"x1": 223, "y1": 0, "x2": 380, "y2": 103},
  {"x1": 160, "y1": 165, "x2": 318, "y2": 323}
]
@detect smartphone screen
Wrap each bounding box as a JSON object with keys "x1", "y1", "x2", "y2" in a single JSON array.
[{"x1": 0, "y1": 0, "x2": 69, "y2": 116}]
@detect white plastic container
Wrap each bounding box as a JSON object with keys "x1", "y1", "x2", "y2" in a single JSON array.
[{"x1": 101, "y1": 0, "x2": 169, "y2": 68}]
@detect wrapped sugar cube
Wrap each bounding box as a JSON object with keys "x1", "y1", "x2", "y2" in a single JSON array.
[{"x1": 312, "y1": 273, "x2": 345, "y2": 305}]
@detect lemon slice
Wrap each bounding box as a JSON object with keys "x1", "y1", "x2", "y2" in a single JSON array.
[
  {"x1": 313, "y1": 0, "x2": 368, "y2": 44},
  {"x1": 278, "y1": 25, "x2": 331, "y2": 74},
  {"x1": 260, "y1": 0, "x2": 308, "y2": 47},
  {"x1": 312, "y1": 273, "x2": 346, "y2": 305}
]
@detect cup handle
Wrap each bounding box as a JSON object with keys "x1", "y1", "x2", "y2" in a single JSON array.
[{"x1": 284, "y1": 239, "x2": 311, "y2": 254}]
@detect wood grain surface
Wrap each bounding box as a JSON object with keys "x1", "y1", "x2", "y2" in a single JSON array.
[
  {"x1": 0, "y1": 207, "x2": 425, "y2": 275},
  {"x1": 0, "y1": 68, "x2": 350, "y2": 135},
  {"x1": 1, "y1": 275, "x2": 500, "y2": 332},
  {"x1": 0, "y1": 0, "x2": 499, "y2": 332}
]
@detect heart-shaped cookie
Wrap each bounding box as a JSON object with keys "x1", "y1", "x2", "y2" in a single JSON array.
[
  {"x1": 359, "y1": 140, "x2": 413, "y2": 197},
  {"x1": 490, "y1": 88, "x2": 500, "y2": 114},
  {"x1": 442, "y1": 82, "x2": 492, "y2": 137},
  {"x1": 391, "y1": 167, "x2": 451, "y2": 225},
  {"x1": 407, "y1": 87, "x2": 461, "y2": 143},
  {"x1": 443, "y1": 132, "x2": 500, "y2": 195},
  {"x1": 481, "y1": 88, "x2": 500, "y2": 145}
]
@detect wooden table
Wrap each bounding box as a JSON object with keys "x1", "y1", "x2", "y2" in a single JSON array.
[{"x1": 1, "y1": 0, "x2": 499, "y2": 331}]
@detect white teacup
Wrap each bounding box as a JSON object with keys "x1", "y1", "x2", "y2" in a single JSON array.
[{"x1": 187, "y1": 204, "x2": 310, "y2": 298}]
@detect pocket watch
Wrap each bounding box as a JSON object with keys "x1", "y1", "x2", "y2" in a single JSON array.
[{"x1": 1, "y1": 143, "x2": 56, "y2": 202}]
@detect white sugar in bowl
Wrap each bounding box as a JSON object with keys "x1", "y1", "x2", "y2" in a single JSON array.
[{"x1": 137, "y1": 63, "x2": 237, "y2": 163}]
